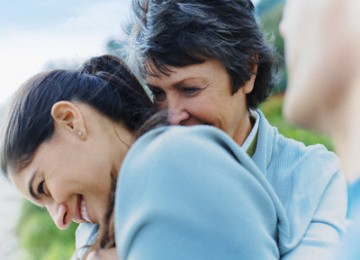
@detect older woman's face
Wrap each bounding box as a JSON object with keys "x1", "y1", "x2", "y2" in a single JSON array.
[
  {"x1": 9, "y1": 103, "x2": 131, "y2": 230},
  {"x1": 146, "y1": 59, "x2": 255, "y2": 145},
  {"x1": 280, "y1": 0, "x2": 360, "y2": 132}
]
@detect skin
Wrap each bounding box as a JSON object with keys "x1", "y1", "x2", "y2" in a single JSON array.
[
  {"x1": 146, "y1": 59, "x2": 257, "y2": 146},
  {"x1": 280, "y1": 0, "x2": 360, "y2": 181},
  {"x1": 9, "y1": 101, "x2": 133, "y2": 230},
  {"x1": 86, "y1": 248, "x2": 117, "y2": 260}
]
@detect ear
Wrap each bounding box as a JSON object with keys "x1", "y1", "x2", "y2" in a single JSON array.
[
  {"x1": 51, "y1": 101, "x2": 87, "y2": 139},
  {"x1": 242, "y1": 56, "x2": 259, "y2": 94},
  {"x1": 242, "y1": 72, "x2": 257, "y2": 94}
]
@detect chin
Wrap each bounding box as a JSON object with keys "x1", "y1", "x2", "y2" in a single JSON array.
[
  {"x1": 284, "y1": 104, "x2": 322, "y2": 133},
  {"x1": 283, "y1": 97, "x2": 307, "y2": 128}
]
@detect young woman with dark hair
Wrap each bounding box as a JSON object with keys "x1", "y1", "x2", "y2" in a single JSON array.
[
  {"x1": 1, "y1": 54, "x2": 288, "y2": 259},
  {"x1": 0, "y1": 55, "x2": 155, "y2": 258}
]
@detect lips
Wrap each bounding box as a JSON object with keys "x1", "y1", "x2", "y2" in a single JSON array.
[
  {"x1": 73, "y1": 195, "x2": 93, "y2": 223},
  {"x1": 80, "y1": 198, "x2": 92, "y2": 222}
]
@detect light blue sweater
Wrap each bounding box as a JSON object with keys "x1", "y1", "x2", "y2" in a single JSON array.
[
  {"x1": 115, "y1": 114, "x2": 347, "y2": 259},
  {"x1": 75, "y1": 110, "x2": 346, "y2": 259},
  {"x1": 336, "y1": 179, "x2": 360, "y2": 259},
  {"x1": 116, "y1": 125, "x2": 285, "y2": 259},
  {"x1": 252, "y1": 110, "x2": 347, "y2": 259}
]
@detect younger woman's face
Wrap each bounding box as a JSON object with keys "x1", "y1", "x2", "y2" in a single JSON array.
[
  {"x1": 8, "y1": 102, "x2": 132, "y2": 230},
  {"x1": 280, "y1": 0, "x2": 360, "y2": 131}
]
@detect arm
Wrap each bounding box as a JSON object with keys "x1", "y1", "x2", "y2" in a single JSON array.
[
  {"x1": 282, "y1": 167, "x2": 347, "y2": 259},
  {"x1": 72, "y1": 223, "x2": 99, "y2": 260},
  {"x1": 336, "y1": 180, "x2": 360, "y2": 259},
  {"x1": 263, "y1": 135, "x2": 348, "y2": 258},
  {"x1": 115, "y1": 126, "x2": 282, "y2": 260}
]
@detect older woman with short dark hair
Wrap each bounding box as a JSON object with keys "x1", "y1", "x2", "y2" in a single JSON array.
[{"x1": 124, "y1": 0, "x2": 347, "y2": 258}]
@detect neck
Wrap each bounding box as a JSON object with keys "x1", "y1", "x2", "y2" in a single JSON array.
[
  {"x1": 330, "y1": 79, "x2": 360, "y2": 183},
  {"x1": 113, "y1": 123, "x2": 135, "y2": 172},
  {"x1": 233, "y1": 111, "x2": 253, "y2": 146}
]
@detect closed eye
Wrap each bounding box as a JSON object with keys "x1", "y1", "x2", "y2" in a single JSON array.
[
  {"x1": 37, "y1": 180, "x2": 45, "y2": 195},
  {"x1": 149, "y1": 87, "x2": 166, "y2": 102},
  {"x1": 181, "y1": 87, "x2": 201, "y2": 96}
]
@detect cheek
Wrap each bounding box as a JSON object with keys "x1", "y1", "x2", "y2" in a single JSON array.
[
  {"x1": 156, "y1": 101, "x2": 167, "y2": 110},
  {"x1": 83, "y1": 158, "x2": 113, "y2": 193},
  {"x1": 187, "y1": 98, "x2": 212, "y2": 116}
]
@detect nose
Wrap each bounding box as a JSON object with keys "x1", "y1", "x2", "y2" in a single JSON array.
[
  {"x1": 166, "y1": 97, "x2": 190, "y2": 125},
  {"x1": 279, "y1": 19, "x2": 286, "y2": 39},
  {"x1": 278, "y1": 8, "x2": 288, "y2": 40},
  {"x1": 167, "y1": 110, "x2": 190, "y2": 125},
  {"x1": 46, "y1": 203, "x2": 71, "y2": 230}
]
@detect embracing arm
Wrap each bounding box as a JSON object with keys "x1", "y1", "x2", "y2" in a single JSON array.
[
  {"x1": 115, "y1": 126, "x2": 281, "y2": 260},
  {"x1": 72, "y1": 223, "x2": 99, "y2": 260},
  {"x1": 282, "y1": 167, "x2": 347, "y2": 259}
]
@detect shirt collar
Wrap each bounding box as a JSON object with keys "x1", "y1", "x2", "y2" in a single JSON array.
[{"x1": 242, "y1": 109, "x2": 259, "y2": 156}]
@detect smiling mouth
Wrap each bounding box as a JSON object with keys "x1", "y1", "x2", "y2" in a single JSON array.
[{"x1": 80, "y1": 198, "x2": 92, "y2": 223}]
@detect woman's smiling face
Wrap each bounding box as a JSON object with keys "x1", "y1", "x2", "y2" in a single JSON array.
[
  {"x1": 8, "y1": 102, "x2": 132, "y2": 230},
  {"x1": 10, "y1": 137, "x2": 111, "y2": 229},
  {"x1": 146, "y1": 59, "x2": 256, "y2": 145}
]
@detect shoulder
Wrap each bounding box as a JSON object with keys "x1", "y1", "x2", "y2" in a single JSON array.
[
  {"x1": 280, "y1": 137, "x2": 341, "y2": 180},
  {"x1": 139, "y1": 125, "x2": 233, "y2": 147},
  {"x1": 115, "y1": 126, "x2": 284, "y2": 259},
  {"x1": 256, "y1": 109, "x2": 341, "y2": 176},
  {"x1": 264, "y1": 112, "x2": 340, "y2": 174},
  {"x1": 280, "y1": 132, "x2": 339, "y2": 165},
  {"x1": 118, "y1": 124, "x2": 286, "y2": 213},
  {"x1": 128, "y1": 125, "x2": 239, "y2": 163},
  {"x1": 278, "y1": 135, "x2": 343, "y2": 194},
  {"x1": 119, "y1": 126, "x2": 236, "y2": 183},
  {"x1": 118, "y1": 125, "x2": 283, "y2": 209},
  {"x1": 256, "y1": 107, "x2": 340, "y2": 169}
]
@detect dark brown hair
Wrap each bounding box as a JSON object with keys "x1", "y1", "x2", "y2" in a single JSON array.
[
  {"x1": 1, "y1": 54, "x2": 155, "y2": 175},
  {"x1": 0, "y1": 54, "x2": 158, "y2": 256},
  {"x1": 129, "y1": 0, "x2": 278, "y2": 109}
]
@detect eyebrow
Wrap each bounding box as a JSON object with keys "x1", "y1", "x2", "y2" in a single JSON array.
[
  {"x1": 147, "y1": 77, "x2": 206, "y2": 90},
  {"x1": 28, "y1": 171, "x2": 40, "y2": 200}
]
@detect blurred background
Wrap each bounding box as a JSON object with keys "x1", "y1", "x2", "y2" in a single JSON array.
[{"x1": 0, "y1": 0, "x2": 332, "y2": 259}]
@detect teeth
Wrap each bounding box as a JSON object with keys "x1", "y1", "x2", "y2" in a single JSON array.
[{"x1": 81, "y1": 199, "x2": 91, "y2": 222}]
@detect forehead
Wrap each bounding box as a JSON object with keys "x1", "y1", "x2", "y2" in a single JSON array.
[
  {"x1": 7, "y1": 140, "x2": 59, "y2": 204},
  {"x1": 146, "y1": 60, "x2": 225, "y2": 86},
  {"x1": 8, "y1": 160, "x2": 37, "y2": 204},
  {"x1": 283, "y1": 0, "x2": 345, "y2": 22}
]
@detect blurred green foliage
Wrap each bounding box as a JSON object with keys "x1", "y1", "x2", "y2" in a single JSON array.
[
  {"x1": 16, "y1": 200, "x2": 77, "y2": 260},
  {"x1": 256, "y1": 0, "x2": 284, "y2": 18},
  {"x1": 260, "y1": 2, "x2": 285, "y2": 57},
  {"x1": 259, "y1": 1, "x2": 287, "y2": 93}
]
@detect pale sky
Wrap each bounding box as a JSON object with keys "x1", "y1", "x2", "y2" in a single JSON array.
[
  {"x1": 0, "y1": 0, "x2": 132, "y2": 105},
  {"x1": 0, "y1": 0, "x2": 259, "y2": 106}
]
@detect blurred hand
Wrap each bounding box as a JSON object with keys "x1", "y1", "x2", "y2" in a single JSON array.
[{"x1": 86, "y1": 248, "x2": 118, "y2": 260}]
